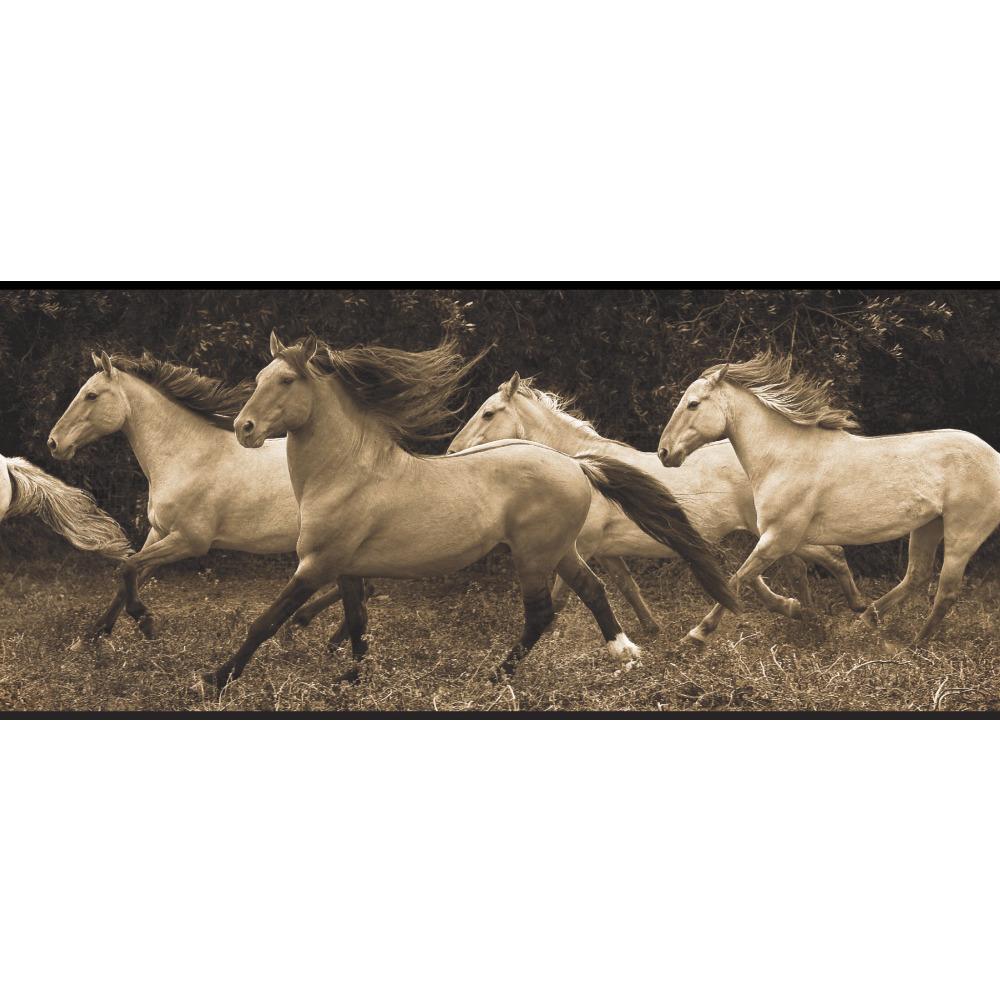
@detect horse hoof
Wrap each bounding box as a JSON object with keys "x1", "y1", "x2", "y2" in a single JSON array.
[
  {"x1": 335, "y1": 664, "x2": 362, "y2": 684},
  {"x1": 682, "y1": 629, "x2": 708, "y2": 647},
  {"x1": 350, "y1": 640, "x2": 370, "y2": 662},
  {"x1": 643, "y1": 621, "x2": 662, "y2": 638},
  {"x1": 200, "y1": 669, "x2": 229, "y2": 693},
  {"x1": 290, "y1": 613, "x2": 313, "y2": 629},
  {"x1": 138, "y1": 614, "x2": 158, "y2": 640},
  {"x1": 786, "y1": 599, "x2": 803, "y2": 620},
  {"x1": 607, "y1": 633, "x2": 641, "y2": 663},
  {"x1": 860, "y1": 607, "x2": 878, "y2": 628}
]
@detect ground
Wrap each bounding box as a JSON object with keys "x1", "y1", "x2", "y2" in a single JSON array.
[{"x1": 2, "y1": 537, "x2": 998, "y2": 713}]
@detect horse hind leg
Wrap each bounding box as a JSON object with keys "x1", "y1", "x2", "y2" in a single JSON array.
[
  {"x1": 556, "y1": 550, "x2": 639, "y2": 663},
  {"x1": 914, "y1": 510, "x2": 1000, "y2": 645},
  {"x1": 860, "y1": 519, "x2": 943, "y2": 629},
  {"x1": 598, "y1": 556, "x2": 660, "y2": 635},
  {"x1": 496, "y1": 577, "x2": 556, "y2": 681},
  {"x1": 551, "y1": 541, "x2": 598, "y2": 613}
]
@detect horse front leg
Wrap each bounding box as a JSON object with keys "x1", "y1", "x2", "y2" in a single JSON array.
[
  {"x1": 120, "y1": 529, "x2": 210, "y2": 639},
  {"x1": 290, "y1": 584, "x2": 342, "y2": 628},
  {"x1": 88, "y1": 528, "x2": 160, "y2": 638},
  {"x1": 796, "y1": 544, "x2": 867, "y2": 613},
  {"x1": 205, "y1": 575, "x2": 319, "y2": 691},
  {"x1": 686, "y1": 530, "x2": 795, "y2": 645},
  {"x1": 329, "y1": 576, "x2": 371, "y2": 682}
]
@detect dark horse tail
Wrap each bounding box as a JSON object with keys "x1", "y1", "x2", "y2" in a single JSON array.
[{"x1": 577, "y1": 454, "x2": 739, "y2": 613}]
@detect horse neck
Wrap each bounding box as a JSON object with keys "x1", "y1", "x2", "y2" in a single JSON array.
[
  {"x1": 526, "y1": 404, "x2": 629, "y2": 459},
  {"x1": 119, "y1": 374, "x2": 223, "y2": 482},
  {"x1": 720, "y1": 385, "x2": 807, "y2": 488},
  {"x1": 287, "y1": 380, "x2": 401, "y2": 498}
]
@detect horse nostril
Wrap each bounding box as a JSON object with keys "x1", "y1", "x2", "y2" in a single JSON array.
[
  {"x1": 242, "y1": 420, "x2": 255, "y2": 434},
  {"x1": 657, "y1": 447, "x2": 669, "y2": 465},
  {"x1": 47, "y1": 437, "x2": 57, "y2": 453}
]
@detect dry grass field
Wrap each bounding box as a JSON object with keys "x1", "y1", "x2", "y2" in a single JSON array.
[{"x1": 2, "y1": 529, "x2": 998, "y2": 714}]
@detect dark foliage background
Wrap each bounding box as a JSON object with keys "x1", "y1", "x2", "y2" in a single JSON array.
[{"x1": 2, "y1": 288, "x2": 998, "y2": 569}]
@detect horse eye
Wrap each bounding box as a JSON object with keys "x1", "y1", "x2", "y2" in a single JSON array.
[
  {"x1": 482, "y1": 411, "x2": 495, "y2": 420},
  {"x1": 281, "y1": 376, "x2": 296, "y2": 386},
  {"x1": 687, "y1": 400, "x2": 700, "y2": 410},
  {"x1": 85, "y1": 391, "x2": 99, "y2": 401}
]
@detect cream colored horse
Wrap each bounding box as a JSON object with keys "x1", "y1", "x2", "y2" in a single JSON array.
[
  {"x1": 1, "y1": 453, "x2": 131, "y2": 559},
  {"x1": 206, "y1": 334, "x2": 737, "y2": 689},
  {"x1": 659, "y1": 352, "x2": 1000, "y2": 645},
  {"x1": 47, "y1": 352, "x2": 366, "y2": 649},
  {"x1": 449, "y1": 374, "x2": 865, "y2": 633}
]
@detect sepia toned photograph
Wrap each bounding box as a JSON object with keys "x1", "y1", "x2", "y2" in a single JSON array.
[{"x1": 1, "y1": 286, "x2": 997, "y2": 716}]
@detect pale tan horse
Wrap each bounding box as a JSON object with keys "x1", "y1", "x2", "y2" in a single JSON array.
[
  {"x1": 1, "y1": 453, "x2": 132, "y2": 559},
  {"x1": 47, "y1": 352, "x2": 367, "y2": 651},
  {"x1": 206, "y1": 334, "x2": 738, "y2": 690},
  {"x1": 658, "y1": 352, "x2": 1000, "y2": 645},
  {"x1": 449, "y1": 374, "x2": 866, "y2": 633}
]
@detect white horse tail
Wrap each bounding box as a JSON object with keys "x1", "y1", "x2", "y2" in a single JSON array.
[{"x1": 4, "y1": 457, "x2": 133, "y2": 561}]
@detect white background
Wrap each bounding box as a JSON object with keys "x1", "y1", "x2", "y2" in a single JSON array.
[{"x1": 1, "y1": 2, "x2": 997, "y2": 997}]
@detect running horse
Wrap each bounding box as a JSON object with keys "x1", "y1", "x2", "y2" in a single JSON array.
[
  {"x1": 1, "y1": 452, "x2": 132, "y2": 559},
  {"x1": 47, "y1": 351, "x2": 369, "y2": 654},
  {"x1": 449, "y1": 374, "x2": 865, "y2": 632},
  {"x1": 206, "y1": 334, "x2": 738, "y2": 689},
  {"x1": 658, "y1": 351, "x2": 1000, "y2": 645}
]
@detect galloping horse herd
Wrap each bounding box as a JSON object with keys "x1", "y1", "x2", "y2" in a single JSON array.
[{"x1": 3, "y1": 332, "x2": 1000, "y2": 700}]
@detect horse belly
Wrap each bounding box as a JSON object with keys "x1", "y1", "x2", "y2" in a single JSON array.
[
  {"x1": 804, "y1": 483, "x2": 942, "y2": 546},
  {"x1": 348, "y1": 509, "x2": 504, "y2": 578}
]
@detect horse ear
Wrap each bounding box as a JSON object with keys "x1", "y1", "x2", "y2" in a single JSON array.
[
  {"x1": 99, "y1": 351, "x2": 115, "y2": 378},
  {"x1": 270, "y1": 329, "x2": 285, "y2": 357},
  {"x1": 301, "y1": 334, "x2": 319, "y2": 364},
  {"x1": 91, "y1": 352, "x2": 103, "y2": 371},
  {"x1": 501, "y1": 372, "x2": 521, "y2": 400},
  {"x1": 708, "y1": 364, "x2": 729, "y2": 386}
]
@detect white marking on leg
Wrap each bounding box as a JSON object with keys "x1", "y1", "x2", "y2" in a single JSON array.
[{"x1": 607, "y1": 633, "x2": 641, "y2": 662}]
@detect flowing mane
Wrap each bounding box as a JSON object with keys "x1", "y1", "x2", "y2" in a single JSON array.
[
  {"x1": 511, "y1": 377, "x2": 638, "y2": 450},
  {"x1": 109, "y1": 353, "x2": 254, "y2": 429},
  {"x1": 514, "y1": 378, "x2": 598, "y2": 433},
  {"x1": 281, "y1": 336, "x2": 486, "y2": 449},
  {"x1": 705, "y1": 352, "x2": 860, "y2": 431}
]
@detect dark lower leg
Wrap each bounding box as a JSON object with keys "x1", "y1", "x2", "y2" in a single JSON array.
[
  {"x1": 121, "y1": 566, "x2": 157, "y2": 639},
  {"x1": 207, "y1": 578, "x2": 318, "y2": 689},
  {"x1": 90, "y1": 581, "x2": 128, "y2": 638},
  {"x1": 557, "y1": 556, "x2": 623, "y2": 643},
  {"x1": 291, "y1": 585, "x2": 342, "y2": 628},
  {"x1": 498, "y1": 587, "x2": 556, "y2": 678},
  {"x1": 334, "y1": 577, "x2": 370, "y2": 681}
]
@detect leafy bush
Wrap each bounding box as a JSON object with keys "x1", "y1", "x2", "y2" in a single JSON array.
[{"x1": 3, "y1": 288, "x2": 998, "y2": 571}]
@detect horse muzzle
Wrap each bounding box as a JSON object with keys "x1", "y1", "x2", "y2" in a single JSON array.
[
  {"x1": 235, "y1": 420, "x2": 266, "y2": 449},
  {"x1": 658, "y1": 445, "x2": 686, "y2": 468},
  {"x1": 47, "y1": 436, "x2": 76, "y2": 462}
]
